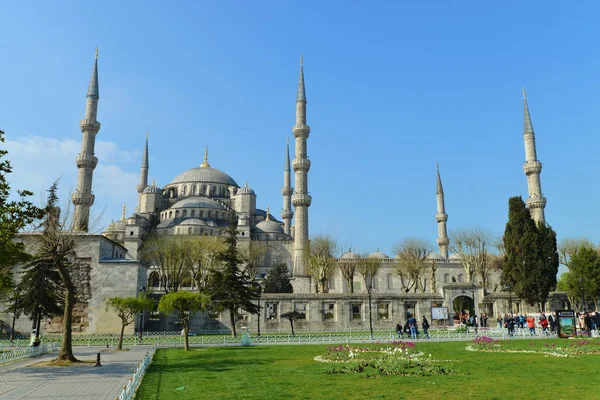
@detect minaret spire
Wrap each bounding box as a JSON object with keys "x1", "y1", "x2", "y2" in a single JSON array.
[
  {"x1": 281, "y1": 137, "x2": 293, "y2": 236},
  {"x1": 72, "y1": 49, "x2": 101, "y2": 231},
  {"x1": 521, "y1": 89, "x2": 546, "y2": 224},
  {"x1": 200, "y1": 146, "x2": 210, "y2": 168},
  {"x1": 435, "y1": 163, "x2": 449, "y2": 259},
  {"x1": 291, "y1": 55, "x2": 312, "y2": 293},
  {"x1": 136, "y1": 132, "x2": 150, "y2": 211}
]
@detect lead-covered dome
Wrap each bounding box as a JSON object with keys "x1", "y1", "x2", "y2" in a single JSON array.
[
  {"x1": 171, "y1": 196, "x2": 225, "y2": 210},
  {"x1": 368, "y1": 250, "x2": 389, "y2": 259},
  {"x1": 255, "y1": 219, "x2": 284, "y2": 233},
  {"x1": 340, "y1": 251, "x2": 359, "y2": 259},
  {"x1": 170, "y1": 167, "x2": 238, "y2": 187}
]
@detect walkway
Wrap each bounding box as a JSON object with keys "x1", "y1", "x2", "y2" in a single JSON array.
[{"x1": 0, "y1": 345, "x2": 151, "y2": 400}]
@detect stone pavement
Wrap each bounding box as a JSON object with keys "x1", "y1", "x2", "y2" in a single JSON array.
[{"x1": 0, "y1": 345, "x2": 152, "y2": 400}]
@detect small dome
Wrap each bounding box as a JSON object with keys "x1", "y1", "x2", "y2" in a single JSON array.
[
  {"x1": 143, "y1": 185, "x2": 162, "y2": 194},
  {"x1": 426, "y1": 252, "x2": 442, "y2": 260},
  {"x1": 255, "y1": 208, "x2": 276, "y2": 221},
  {"x1": 255, "y1": 219, "x2": 284, "y2": 233},
  {"x1": 449, "y1": 253, "x2": 461, "y2": 260},
  {"x1": 171, "y1": 196, "x2": 225, "y2": 210},
  {"x1": 340, "y1": 251, "x2": 359, "y2": 259},
  {"x1": 368, "y1": 250, "x2": 389, "y2": 259},
  {"x1": 107, "y1": 220, "x2": 125, "y2": 231},
  {"x1": 178, "y1": 218, "x2": 207, "y2": 226},
  {"x1": 237, "y1": 182, "x2": 255, "y2": 195}
]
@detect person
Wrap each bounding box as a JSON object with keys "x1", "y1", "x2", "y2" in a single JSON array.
[
  {"x1": 395, "y1": 322, "x2": 403, "y2": 339},
  {"x1": 507, "y1": 314, "x2": 516, "y2": 337},
  {"x1": 404, "y1": 321, "x2": 411, "y2": 337},
  {"x1": 550, "y1": 312, "x2": 558, "y2": 332},
  {"x1": 519, "y1": 314, "x2": 525, "y2": 329},
  {"x1": 548, "y1": 312, "x2": 555, "y2": 332},
  {"x1": 539, "y1": 313, "x2": 549, "y2": 335},
  {"x1": 526, "y1": 314, "x2": 536, "y2": 336},
  {"x1": 408, "y1": 314, "x2": 418, "y2": 339},
  {"x1": 422, "y1": 316, "x2": 430, "y2": 339},
  {"x1": 496, "y1": 315, "x2": 503, "y2": 329}
]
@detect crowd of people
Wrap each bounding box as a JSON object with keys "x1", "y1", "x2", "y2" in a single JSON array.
[{"x1": 395, "y1": 315, "x2": 430, "y2": 339}]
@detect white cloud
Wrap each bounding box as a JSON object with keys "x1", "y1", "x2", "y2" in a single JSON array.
[{"x1": 4, "y1": 135, "x2": 139, "y2": 229}]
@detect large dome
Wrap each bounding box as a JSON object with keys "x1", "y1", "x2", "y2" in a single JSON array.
[
  {"x1": 171, "y1": 196, "x2": 225, "y2": 210},
  {"x1": 170, "y1": 167, "x2": 239, "y2": 187}
]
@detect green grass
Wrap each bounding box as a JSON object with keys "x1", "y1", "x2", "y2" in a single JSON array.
[{"x1": 136, "y1": 339, "x2": 600, "y2": 400}]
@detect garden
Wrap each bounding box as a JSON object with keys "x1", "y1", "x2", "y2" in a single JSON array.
[{"x1": 135, "y1": 338, "x2": 600, "y2": 400}]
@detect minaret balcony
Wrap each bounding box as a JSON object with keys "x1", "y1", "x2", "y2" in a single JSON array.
[
  {"x1": 436, "y1": 213, "x2": 448, "y2": 222},
  {"x1": 526, "y1": 196, "x2": 547, "y2": 209},
  {"x1": 292, "y1": 125, "x2": 310, "y2": 138},
  {"x1": 292, "y1": 158, "x2": 311, "y2": 172},
  {"x1": 80, "y1": 119, "x2": 101, "y2": 133},
  {"x1": 76, "y1": 153, "x2": 98, "y2": 169},
  {"x1": 281, "y1": 187, "x2": 293, "y2": 196},
  {"x1": 437, "y1": 237, "x2": 449, "y2": 246},
  {"x1": 522, "y1": 160, "x2": 542, "y2": 175},
  {"x1": 71, "y1": 192, "x2": 95, "y2": 206},
  {"x1": 292, "y1": 193, "x2": 312, "y2": 207},
  {"x1": 281, "y1": 210, "x2": 294, "y2": 219}
]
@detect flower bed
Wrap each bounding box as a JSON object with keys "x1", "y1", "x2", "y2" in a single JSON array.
[
  {"x1": 467, "y1": 337, "x2": 600, "y2": 357},
  {"x1": 315, "y1": 341, "x2": 455, "y2": 377}
]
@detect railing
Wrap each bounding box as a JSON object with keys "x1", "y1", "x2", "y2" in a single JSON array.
[
  {"x1": 117, "y1": 345, "x2": 156, "y2": 400},
  {"x1": 0, "y1": 342, "x2": 57, "y2": 365}
]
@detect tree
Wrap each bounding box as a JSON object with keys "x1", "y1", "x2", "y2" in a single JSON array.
[
  {"x1": 262, "y1": 261, "x2": 293, "y2": 293},
  {"x1": 281, "y1": 311, "x2": 302, "y2": 336},
  {"x1": 158, "y1": 291, "x2": 210, "y2": 350},
  {"x1": 558, "y1": 237, "x2": 595, "y2": 269},
  {"x1": 106, "y1": 296, "x2": 154, "y2": 350},
  {"x1": 356, "y1": 254, "x2": 381, "y2": 292},
  {"x1": 187, "y1": 236, "x2": 225, "y2": 292},
  {"x1": 0, "y1": 129, "x2": 44, "y2": 296},
  {"x1": 209, "y1": 219, "x2": 259, "y2": 337},
  {"x1": 502, "y1": 196, "x2": 558, "y2": 308},
  {"x1": 240, "y1": 242, "x2": 267, "y2": 283},
  {"x1": 393, "y1": 239, "x2": 431, "y2": 293},
  {"x1": 338, "y1": 256, "x2": 358, "y2": 293},
  {"x1": 449, "y1": 228, "x2": 490, "y2": 285},
  {"x1": 564, "y1": 246, "x2": 600, "y2": 312},
  {"x1": 142, "y1": 235, "x2": 192, "y2": 293},
  {"x1": 557, "y1": 272, "x2": 580, "y2": 311},
  {"x1": 307, "y1": 234, "x2": 337, "y2": 293}
]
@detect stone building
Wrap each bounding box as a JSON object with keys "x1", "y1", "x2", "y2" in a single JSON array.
[{"x1": 0, "y1": 51, "x2": 565, "y2": 338}]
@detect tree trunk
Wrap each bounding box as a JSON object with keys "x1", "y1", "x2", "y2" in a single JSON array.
[
  {"x1": 183, "y1": 323, "x2": 189, "y2": 351},
  {"x1": 118, "y1": 323, "x2": 125, "y2": 350},
  {"x1": 229, "y1": 308, "x2": 237, "y2": 337},
  {"x1": 56, "y1": 280, "x2": 78, "y2": 362},
  {"x1": 36, "y1": 314, "x2": 41, "y2": 342},
  {"x1": 290, "y1": 319, "x2": 295, "y2": 336}
]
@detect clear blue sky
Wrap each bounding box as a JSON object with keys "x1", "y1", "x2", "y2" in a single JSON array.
[{"x1": 1, "y1": 1, "x2": 599, "y2": 257}]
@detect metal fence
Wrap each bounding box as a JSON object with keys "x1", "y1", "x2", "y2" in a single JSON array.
[
  {"x1": 0, "y1": 342, "x2": 57, "y2": 365},
  {"x1": 117, "y1": 345, "x2": 156, "y2": 400}
]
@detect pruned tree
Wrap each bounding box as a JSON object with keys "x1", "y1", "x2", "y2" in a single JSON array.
[
  {"x1": 209, "y1": 219, "x2": 259, "y2": 337},
  {"x1": 338, "y1": 257, "x2": 358, "y2": 293},
  {"x1": 142, "y1": 235, "x2": 192, "y2": 293},
  {"x1": 262, "y1": 261, "x2": 293, "y2": 293},
  {"x1": 356, "y1": 254, "x2": 382, "y2": 292},
  {"x1": 0, "y1": 129, "x2": 44, "y2": 296},
  {"x1": 187, "y1": 236, "x2": 225, "y2": 292},
  {"x1": 105, "y1": 295, "x2": 154, "y2": 350},
  {"x1": 240, "y1": 241, "x2": 267, "y2": 283},
  {"x1": 307, "y1": 234, "x2": 337, "y2": 293},
  {"x1": 393, "y1": 239, "x2": 431, "y2": 293},
  {"x1": 450, "y1": 228, "x2": 490, "y2": 284},
  {"x1": 158, "y1": 291, "x2": 211, "y2": 350},
  {"x1": 558, "y1": 237, "x2": 595, "y2": 269},
  {"x1": 281, "y1": 311, "x2": 302, "y2": 336}
]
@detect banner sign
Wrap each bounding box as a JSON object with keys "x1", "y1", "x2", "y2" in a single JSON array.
[
  {"x1": 557, "y1": 310, "x2": 577, "y2": 338},
  {"x1": 431, "y1": 307, "x2": 449, "y2": 320}
]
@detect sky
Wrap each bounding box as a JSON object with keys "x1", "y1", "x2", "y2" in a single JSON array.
[{"x1": 1, "y1": 1, "x2": 599, "y2": 259}]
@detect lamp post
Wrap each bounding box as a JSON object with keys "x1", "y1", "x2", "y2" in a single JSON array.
[
  {"x1": 138, "y1": 286, "x2": 146, "y2": 342},
  {"x1": 367, "y1": 283, "x2": 373, "y2": 340}
]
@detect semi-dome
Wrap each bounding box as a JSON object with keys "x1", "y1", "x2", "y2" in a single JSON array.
[
  {"x1": 340, "y1": 251, "x2": 359, "y2": 259},
  {"x1": 255, "y1": 219, "x2": 284, "y2": 233},
  {"x1": 178, "y1": 218, "x2": 207, "y2": 226},
  {"x1": 170, "y1": 167, "x2": 238, "y2": 187},
  {"x1": 368, "y1": 250, "x2": 389, "y2": 259},
  {"x1": 171, "y1": 196, "x2": 225, "y2": 210}
]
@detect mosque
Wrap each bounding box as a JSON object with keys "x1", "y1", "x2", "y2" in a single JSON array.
[{"x1": 1, "y1": 51, "x2": 566, "y2": 336}]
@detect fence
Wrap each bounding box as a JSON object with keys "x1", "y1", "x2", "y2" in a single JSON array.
[
  {"x1": 117, "y1": 345, "x2": 156, "y2": 400},
  {"x1": 0, "y1": 342, "x2": 57, "y2": 365}
]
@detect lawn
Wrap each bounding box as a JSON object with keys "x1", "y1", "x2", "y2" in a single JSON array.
[{"x1": 135, "y1": 339, "x2": 600, "y2": 400}]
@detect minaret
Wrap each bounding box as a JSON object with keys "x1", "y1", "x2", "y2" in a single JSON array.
[
  {"x1": 136, "y1": 132, "x2": 149, "y2": 211},
  {"x1": 522, "y1": 88, "x2": 546, "y2": 225},
  {"x1": 291, "y1": 55, "x2": 312, "y2": 293},
  {"x1": 435, "y1": 163, "x2": 449, "y2": 259},
  {"x1": 281, "y1": 138, "x2": 293, "y2": 236},
  {"x1": 72, "y1": 49, "x2": 101, "y2": 231}
]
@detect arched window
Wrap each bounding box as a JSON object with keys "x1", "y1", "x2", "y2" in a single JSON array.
[
  {"x1": 169, "y1": 211, "x2": 173, "y2": 218},
  {"x1": 177, "y1": 227, "x2": 181, "y2": 234},
  {"x1": 191, "y1": 210, "x2": 195, "y2": 217},
  {"x1": 458, "y1": 274, "x2": 464, "y2": 283},
  {"x1": 200, "y1": 210, "x2": 204, "y2": 218},
  {"x1": 182, "y1": 186, "x2": 187, "y2": 195},
  {"x1": 175, "y1": 210, "x2": 180, "y2": 218},
  {"x1": 212, "y1": 186, "x2": 216, "y2": 196},
  {"x1": 208, "y1": 211, "x2": 212, "y2": 218},
  {"x1": 183, "y1": 210, "x2": 187, "y2": 217},
  {"x1": 220, "y1": 187, "x2": 225, "y2": 196},
  {"x1": 202, "y1": 185, "x2": 207, "y2": 195},
  {"x1": 192, "y1": 185, "x2": 197, "y2": 195},
  {"x1": 387, "y1": 274, "x2": 393, "y2": 290},
  {"x1": 188, "y1": 227, "x2": 192, "y2": 235},
  {"x1": 148, "y1": 272, "x2": 160, "y2": 287},
  {"x1": 444, "y1": 274, "x2": 450, "y2": 284}
]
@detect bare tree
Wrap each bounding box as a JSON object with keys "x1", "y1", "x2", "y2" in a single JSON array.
[
  {"x1": 187, "y1": 236, "x2": 225, "y2": 292},
  {"x1": 240, "y1": 241, "x2": 267, "y2": 283},
  {"x1": 356, "y1": 254, "x2": 381, "y2": 292},
  {"x1": 393, "y1": 238, "x2": 431, "y2": 293},
  {"x1": 429, "y1": 260, "x2": 437, "y2": 293},
  {"x1": 338, "y1": 257, "x2": 358, "y2": 293},
  {"x1": 307, "y1": 234, "x2": 337, "y2": 293},
  {"x1": 449, "y1": 228, "x2": 491, "y2": 284},
  {"x1": 142, "y1": 235, "x2": 192, "y2": 293},
  {"x1": 558, "y1": 237, "x2": 595, "y2": 269}
]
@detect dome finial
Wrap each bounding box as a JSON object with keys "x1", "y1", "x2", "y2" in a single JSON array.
[
  {"x1": 121, "y1": 203, "x2": 126, "y2": 221},
  {"x1": 200, "y1": 146, "x2": 211, "y2": 168},
  {"x1": 152, "y1": 178, "x2": 156, "y2": 187},
  {"x1": 266, "y1": 206, "x2": 270, "y2": 221}
]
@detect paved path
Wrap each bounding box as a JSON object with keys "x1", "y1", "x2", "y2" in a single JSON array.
[{"x1": 0, "y1": 345, "x2": 151, "y2": 400}]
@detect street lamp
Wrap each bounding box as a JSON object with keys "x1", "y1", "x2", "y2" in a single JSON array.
[
  {"x1": 138, "y1": 286, "x2": 146, "y2": 342},
  {"x1": 367, "y1": 283, "x2": 373, "y2": 340}
]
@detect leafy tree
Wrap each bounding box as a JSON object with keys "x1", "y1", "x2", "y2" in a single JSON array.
[
  {"x1": 106, "y1": 296, "x2": 154, "y2": 350},
  {"x1": 281, "y1": 311, "x2": 302, "y2": 336},
  {"x1": 262, "y1": 261, "x2": 293, "y2": 293},
  {"x1": 158, "y1": 291, "x2": 210, "y2": 350},
  {"x1": 557, "y1": 272, "x2": 579, "y2": 311},
  {"x1": 187, "y1": 236, "x2": 226, "y2": 292},
  {"x1": 0, "y1": 129, "x2": 44, "y2": 296},
  {"x1": 393, "y1": 238, "x2": 431, "y2": 293},
  {"x1": 565, "y1": 246, "x2": 600, "y2": 312},
  {"x1": 209, "y1": 219, "x2": 259, "y2": 337},
  {"x1": 307, "y1": 234, "x2": 337, "y2": 293},
  {"x1": 502, "y1": 196, "x2": 558, "y2": 308}
]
